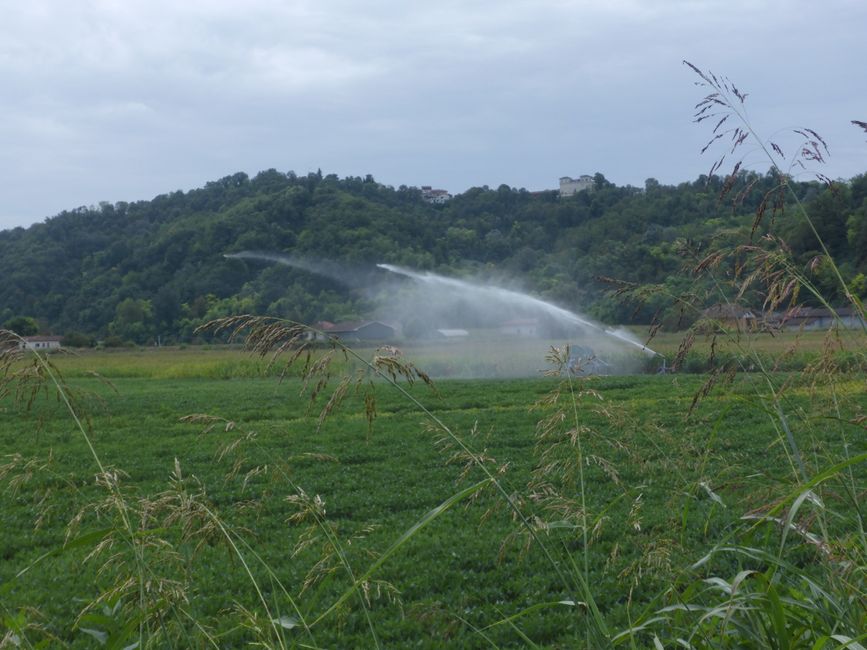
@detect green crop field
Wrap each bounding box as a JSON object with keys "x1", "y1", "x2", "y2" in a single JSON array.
[{"x1": 1, "y1": 344, "x2": 865, "y2": 648}]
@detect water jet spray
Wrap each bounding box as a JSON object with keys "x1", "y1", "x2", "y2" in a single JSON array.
[
  {"x1": 376, "y1": 264, "x2": 659, "y2": 357},
  {"x1": 223, "y1": 250, "x2": 661, "y2": 376}
]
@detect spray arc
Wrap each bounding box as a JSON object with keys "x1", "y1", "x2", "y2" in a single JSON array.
[
  {"x1": 223, "y1": 250, "x2": 660, "y2": 374},
  {"x1": 376, "y1": 264, "x2": 658, "y2": 357}
]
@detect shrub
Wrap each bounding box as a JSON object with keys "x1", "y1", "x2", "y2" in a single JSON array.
[
  {"x1": 102, "y1": 335, "x2": 133, "y2": 348},
  {"x1": 60, "y1": 331, "x2": 95, "y2": 348}
]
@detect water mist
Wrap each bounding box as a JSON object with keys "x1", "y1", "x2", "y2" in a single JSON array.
[{"x1": 225, "y1": 250, "x2": 658, "y2": 377}]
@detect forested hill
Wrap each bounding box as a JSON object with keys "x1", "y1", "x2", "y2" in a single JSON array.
[{"x1": 2, "y1": 169, "x2": 866, "y2": 344}]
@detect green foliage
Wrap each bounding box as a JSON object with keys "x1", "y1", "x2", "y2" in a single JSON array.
[
  {"x1": 2, "y1": 168, "x2": 865, "y2": 342},
  {"x1": 109, "y1": 297, "x2": 154, "y2": 344},
  {"x1": 3, "y1": 316, "x2": 38, "y2": 336},
  {"x1": 102, "y1": 334, "x2": 132, "y2": 348},
  {"x1": 60, "y1": 331, "x2": 94, "y2": 348}
]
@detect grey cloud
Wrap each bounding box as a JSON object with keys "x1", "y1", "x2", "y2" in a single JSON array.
[{"x1": 1, "y1": 0, "x2": 866, "y2": 229}]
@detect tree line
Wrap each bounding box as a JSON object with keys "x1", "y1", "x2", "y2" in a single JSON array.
[{"x1": 2, "y1": 168, "x2": 865, "y2": 344}]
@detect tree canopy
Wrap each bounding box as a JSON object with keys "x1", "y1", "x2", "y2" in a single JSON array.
[{"x1": 1, "y1": 168, "x2": 864, "y2": 343}]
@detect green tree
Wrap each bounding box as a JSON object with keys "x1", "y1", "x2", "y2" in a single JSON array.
[
  {"x1": 61, "y1": 331, "x2": 95, "y2": 347},
  {"x1": 109, "y1": 298, "x2": 155, "y2": 344},
  {"x1": 4, "y1": 315, "x2": 39, "y2": 336}
]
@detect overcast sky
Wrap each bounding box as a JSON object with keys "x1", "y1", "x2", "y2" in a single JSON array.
[{"x1": 1, "y1": 0, "x2": 864, "y2": 231}]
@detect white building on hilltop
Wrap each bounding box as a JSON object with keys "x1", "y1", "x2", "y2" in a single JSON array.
[
  {"x1": 421, "y1": 186, "x2": 452, "y2": 204},
  {"x1": 559, "y1": 175, "x2": 594, "y2": 197}
]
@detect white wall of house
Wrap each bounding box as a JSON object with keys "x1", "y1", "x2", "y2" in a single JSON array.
[
  {"x1": 19, "y1": 338, "x2": 62, "y2": 350},
  {"x1": 559, "y1": 175, "x2": 594, "y2": 197}
]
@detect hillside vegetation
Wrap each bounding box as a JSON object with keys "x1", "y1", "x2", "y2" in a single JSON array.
[{"x1": 2, "y1": 169, "x2": 867, "y2": 342}]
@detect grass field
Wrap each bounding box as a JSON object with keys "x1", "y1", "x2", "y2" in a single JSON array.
[
  {"x1": 35, "y1": 325, "x2": 867, "y2": 380},
  {"x1": 1, "y1": 343, "x2": 865, "y2": 647}
]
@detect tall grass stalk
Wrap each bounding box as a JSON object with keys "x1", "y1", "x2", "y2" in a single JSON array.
[
  {"x1": 684, "y1": 60, "x2": 864, "y2": 326},
  {"x1": 614, "y1": 63, "x2": 867, "y2": 648},
  {"x1": 200, "y1": 315, "x2": 614, "y2": 643},
  {"x1": 1, "y1": 332, "x2": 161, "y2": 646}
]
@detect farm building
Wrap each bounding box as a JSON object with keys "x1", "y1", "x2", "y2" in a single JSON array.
[
  {"x1": 701, "y1": 304, "x2": 865, "y2": 332},
  {"x1": 325, "y1": 321, "x2": 396, "y2": 342},
  {"x1": 772, "y1": 306, "x2": 865, "y2": 331},
  {"x1": 19, "y1": 335, "x2": 63, "y2": 351},
  {"x1": 305, "y1": 321, "x2": 335, "y2": 341}
]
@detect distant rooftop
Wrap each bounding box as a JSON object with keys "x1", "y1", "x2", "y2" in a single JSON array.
[{"x1": 420, "y1": 186, "x2": 452, "y2": 204}]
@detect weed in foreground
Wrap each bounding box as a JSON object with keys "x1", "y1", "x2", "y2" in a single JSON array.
[{"x1": 610, "y1": 62, "x2": 867, "y2": 649}]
